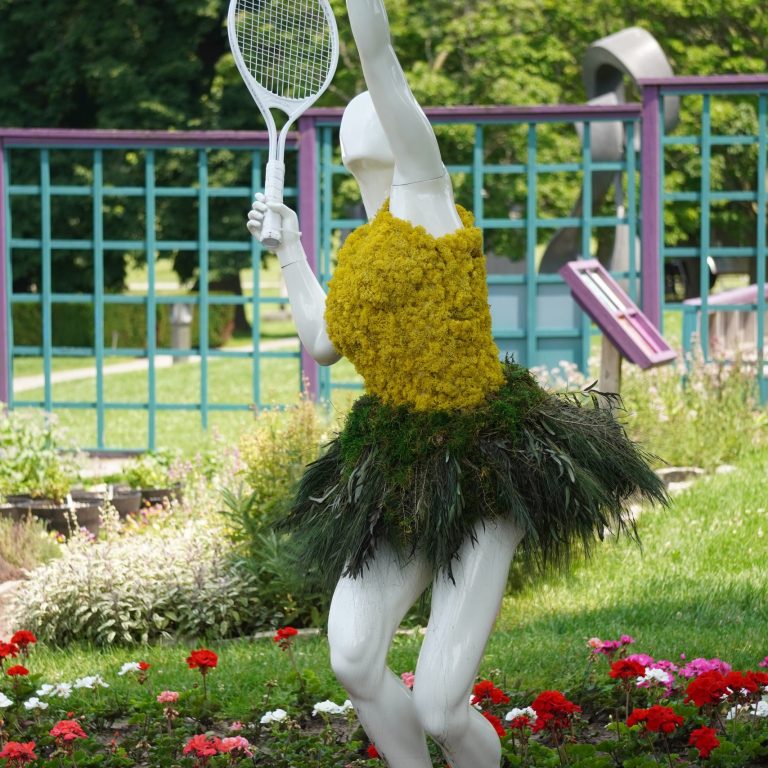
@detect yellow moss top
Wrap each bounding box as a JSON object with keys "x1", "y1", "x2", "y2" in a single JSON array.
[{"x1": 325, "y1": 203, "x2": 503, "y2": 411}]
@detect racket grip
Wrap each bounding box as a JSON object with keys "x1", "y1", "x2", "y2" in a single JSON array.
[{"x1": 262, "y1": 160, "x2": 286, "y2": 249}]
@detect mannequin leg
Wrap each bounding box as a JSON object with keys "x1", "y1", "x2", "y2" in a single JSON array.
[
  {"x1": 412, "y1": 518, "x2": 524, "y2": 768},
  {"x1": 328, "y1": 544, "x2": 433, "y2": 767}
]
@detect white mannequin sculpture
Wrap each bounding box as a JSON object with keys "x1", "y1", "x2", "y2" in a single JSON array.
[{"x1": 247, "y1": 1, "x2": 522, "y2": 765}]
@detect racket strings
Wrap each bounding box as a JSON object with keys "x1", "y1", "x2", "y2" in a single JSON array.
[{"x1": 235, "y1": 0, "x2": 334, "y2": 101}]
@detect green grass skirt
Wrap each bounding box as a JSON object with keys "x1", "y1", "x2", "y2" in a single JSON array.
[{"x1": 282, "y1": 362, "x2": 667, "y2": 589}]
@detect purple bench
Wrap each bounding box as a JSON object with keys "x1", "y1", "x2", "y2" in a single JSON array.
[{"x1": 683, "y1": 283, "x2": 768, "y2": 355}]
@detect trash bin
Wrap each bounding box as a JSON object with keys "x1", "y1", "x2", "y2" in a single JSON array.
[{"x1": 170, "y1": 303, "x2": 193, "y2": 364}]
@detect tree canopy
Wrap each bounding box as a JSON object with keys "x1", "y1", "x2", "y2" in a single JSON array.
[{"x1": 1, "y1": 0, "x2": 765, "y2": 298}]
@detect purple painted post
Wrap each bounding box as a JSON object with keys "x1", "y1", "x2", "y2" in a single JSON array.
[
  {"x1": 640, "y1": 83, "x2": 662, "y2": 328},
  {"x1": 297, "y1": 115, "x2": 319, "y2": 400},
  {"x1": 0, "y1": 139, "x2": 9, "y2": 404}
]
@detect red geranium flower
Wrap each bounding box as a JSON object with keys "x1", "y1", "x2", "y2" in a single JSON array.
[
  {"x1": 273, "y1": 626, "x2": 298, "y2": 650},
  {"x1": 724, "y1": 670, "x2": 758, "y2": 696},
  {"x1": 685, "y1": 670, "x2": 731, "y2": 707},
  {"x1": 747, "y1": 670, "x2": 768, "y2": 689},
  {"x1": 689, "y1": 725, "x2": 720, "y2": 758},
  {"x1": 183, "y1": 734, "x2": 223, "y2": 758},
  {"x1": 530, "y1": 690, "x2": 581, "y2": 733},
  {"x1": 0, "y1": 741, "x2": 37, "y2": 766},
  {"x1": 9, "y1": 631, "x2": 36, "y2": 650},
  {"x1": 482, "y1": 711, "x2": 506, "y2": 738},
  {"x1": 186, "y1": 648, "x2": 218, "y2": 673},
  {"x1": 609, "y1": 659, "x2": 646, "y2": 681},
  {"x1": 626, "y1": 705, "x2": 684, "y2": 734},
  {"x1": 11, "y1": 629, "x2": 37, "y2": 653},
  {"x1": 0, "y1": 642, "x2": 19, "y2": 661},
  {"x1": 366, "y1": 743, "x2": 380, "y2": 759},
  {"x1": 138, "y1": 661, "x2": 150, "y2": 672},
  {"x1": 471, "y1": 679, "x2": 510, "y2": 706},
  {"x1": 507, "y1": 714, "x2": 535, "y2": 730},
  {"x1": 6, "y1": 665, "x2": 29, "y2": 677},
  {"x1": 50, "y1": 719, "x2": 87, "y2": 745}
]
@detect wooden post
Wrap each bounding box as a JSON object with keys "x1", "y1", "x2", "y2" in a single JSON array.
[{"x1": 599, "y1": 336, "x2": 622, "y2": 395}]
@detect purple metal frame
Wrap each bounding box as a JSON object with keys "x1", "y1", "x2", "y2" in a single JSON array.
[
  {"x1": 637, "y1": 74, "x2": 768, "y2": 330},
  {"x1": 297, "y1": 116, "x2": 319, "y2": 396},
  {"x1": 0, "y1": 137, "x2": 8, "y2": 404},
  {"x1": 4, "y1": 77, "x2": 768, "y2": 404},
  {"x1": 0, "y1": 128, "x2": 275, "y2": 147},
  {"x1": 306, "y1": 102, "x2": 643, "y2": 124}
]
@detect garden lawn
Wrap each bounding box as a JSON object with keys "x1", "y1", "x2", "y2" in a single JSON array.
[
  {"x1": 13, "y1": 355, "x2": 360, "y2": 452},
  {"x1": 21, "y1": 447, "x2": 768, "y2": 708}
]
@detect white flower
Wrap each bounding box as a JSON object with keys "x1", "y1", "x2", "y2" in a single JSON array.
[
  {"x1": 118, "y1": 662, "x2": 141, "y2": 676},
  {"x1": 260, "y1": 708, "x2": 288, "y2": 724},
  {"x1": 53, "y1": 682, "x2": 73, "y2": 698},
  {"x1": 74, "y1": 675, "x2": 110, "y2": 690},
  {"x1": 729, "y1": 700, "x2": 768, "y2": 720},
  {"x1": 312, "y1": 699, "x2": 353, "y2": 717},
  {"x1": 505, "y1": 707, "x2": 537, "y2": 723},
  {"x1": 0, "y1": 692, "x2": 13, "y2": 708},
  {"x1": 637, "y1": 668, "x2": 671, "y2": 687},
  {"x1": 24, "y1": 697, "x2": 49, "y2": 711},
  {"x1": 36, "y1": 683, "x2": 55, "y2": 697}
]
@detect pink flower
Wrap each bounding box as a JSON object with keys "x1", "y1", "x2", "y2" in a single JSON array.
[
  {"x1": 587, "y1": 637, "x2": 603, "y2": 649},
  {"x1": 183, "y1": 734, "x2": 222, "y2": 758},
  {"x1": 626, "y1": 653, "x2": 655, "y2": 668},
  {"x1": 620, "y1": 635, "x2": 635, "y2": 646},
  {"x1": 401, "y1": 672, "x2": 415, "y2": 689},
  {"x1": 679, "y1": 658, "x2": 732, "y2": 679},
  {"x1": 157, "y1": 691, "x2": 179, "y2": 704},
  {"x1": 219, "y1": 736, "x2": 253, "y2": 757},
  {"x1": 229, "y1": 721, "x2": 244, "y2": 731},
  {"x1": 758, "y1": 656, "x2": 768, "y2": 669}
]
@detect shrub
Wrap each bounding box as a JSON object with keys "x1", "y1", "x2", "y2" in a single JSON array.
[
  {"x1": 620, "y1": 352, "x2": 766, "y2": 469},
  {"x1": 14, "y1": 514, "x2": 264, "y2": 645},
  {"x1": 532, "y1": 352, "x2": 766, "y2": 470},
  {"x1": 0, "y1": 409, "x2": 81, "y2": 502},
  {"x1": 12, "y1": 295, "x2": 235, "y2": 349},
  {"x1": 122, "y1": 450, "x2": 176, "y2": 490},
  {"x1": 0, "y1": 515, "x2": 61, "y2": 573},
  {"x1": 219, "y1": 399, "x2": 332, "y2": 628}
]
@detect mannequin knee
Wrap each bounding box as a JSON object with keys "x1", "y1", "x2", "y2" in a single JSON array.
[
  {"x1": 328, "y1": 630, "x2": 386, "y2": 699},
  {"x1": 412, "y1": 683, "x2": 469, "y2": 743}
]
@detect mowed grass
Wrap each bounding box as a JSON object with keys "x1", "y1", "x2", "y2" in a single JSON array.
[
  {"x1": 13, "y1": 353, "x2": 361, "y2": 451},
  {"x1": 26, "y1": 447, "x2": 768, "y2": 704},
  {"x1": 493, "y1": 448, "x2": 768, "y2": 690}
]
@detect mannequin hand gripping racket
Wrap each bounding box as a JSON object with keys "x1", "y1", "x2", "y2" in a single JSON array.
[
  {"x1": 228, "y1": 0, "x2": 338, "y2": 248},
  {"x1": 247, "y1": 194, "x2": 339, "y2": 365}
]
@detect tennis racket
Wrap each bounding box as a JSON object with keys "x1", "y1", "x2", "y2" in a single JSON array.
[{"x1": 228, "y1": 0, "x2": 339, "y2": 248}]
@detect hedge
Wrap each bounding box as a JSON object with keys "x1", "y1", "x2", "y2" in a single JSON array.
[{"x1": 11, "y1": 294, "x2": 236, "y2": 350}]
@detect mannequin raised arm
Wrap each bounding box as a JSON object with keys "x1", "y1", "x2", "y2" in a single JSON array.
[
  {"x1": 248, "y1": 195, "x2": 340, "y2": 367},
  {"x1": 346, "y1": 0, "x2": 443, "y2": 186}
]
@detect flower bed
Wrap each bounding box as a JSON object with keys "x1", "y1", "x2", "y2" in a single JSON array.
[{"x1": 0, "y1": 630, "x2": 766, "y2": 767}]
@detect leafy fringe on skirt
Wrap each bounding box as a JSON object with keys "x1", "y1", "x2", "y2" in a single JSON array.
[{"x1": 281, "y1": 363, "x2": 667, "y2": 590}]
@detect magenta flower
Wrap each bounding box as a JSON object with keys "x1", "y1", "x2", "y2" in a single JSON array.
[{"x1": 679, "y1": 657, "x2": 732, "y2": 679}]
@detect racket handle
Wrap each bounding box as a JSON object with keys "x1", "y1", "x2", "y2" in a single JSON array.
[{"x1": 262, "y1": 160, "x2": 286, "y2": 249}]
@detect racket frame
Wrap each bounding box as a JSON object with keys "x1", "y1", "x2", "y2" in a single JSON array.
[{"x1": 227, "y1": 0, "x2": 339, "y2": 247}]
